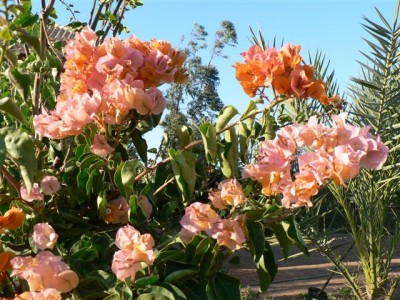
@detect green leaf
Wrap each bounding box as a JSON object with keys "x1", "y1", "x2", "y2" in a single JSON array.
[
  {"x1": 131, "y1": 129, "x2": 148, "y2": 165},
  {"x1": 16, "y1": 30, "x2": 40, "y2": 55},
  {"x1": 215, "y1": 105, "x2": 238, "y2": 132},
  {"x1": 0, "y1": 97, "x2": 25, "y2": 123},
  {"x1": 199, "y1": 122, "x2": 217, "y2": 164},
  {"x1": 164, "y1": 269, "x2": 198, "y2": 284},
  {"x1": 97, "y1": 191, "x2": 107, "y2": 220},
  {"x1": 217, "y1": 140, "x2": 237, "y2": 178},
  {"x1": 271, "y1": 223, "x2": 292, "y2": 259},
  {"x1": 169, "y1": 150, "x2": 197, "y2": 204},
  {"x1": 114, "y1": 160, "x2": 140, "y2": 198},
  {"x1": 176, "y1": 125, "x2": 192, "y2": 148},
  {"x1": 138, "y1": 286, "x2": 175, "y2": 300},
  {"x1": 238, "y1": 121, "x2": 251, "y2": 163},
  {"x1": 0, "y1": 128, "x2": 36, "y2": 191},
  {"x1": 0, "y1": 26, "x2": 12, "y2": 41},
  {"x1": 240, "y1": 100, "x2": 257, "y2": 120},
  {"x1": 5, "y1": 67, "x2": 31, "y2": 102},
  {"x1": 282, "y1": 215, "x2": 309, "y2": 255},
  {"x1": 135, "y1": 274, "x2": 160, "y2": 287},
  {"x1": 213, "y1": 272, "x2": 241, "y2": 300},
  {"x1": 255, "y1": 243, "x2": 278, "y2": 291},
  {"x1": 224, "y1": 127, "x2": 239, "y2": 176},
  {"x1": 246, "y1": 220, "x2": 265, "y2": 263}
]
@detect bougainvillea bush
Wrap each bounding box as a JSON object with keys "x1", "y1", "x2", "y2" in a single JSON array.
[{"x1": 0, "y1": 1, "x2": 392, "y2": 299}]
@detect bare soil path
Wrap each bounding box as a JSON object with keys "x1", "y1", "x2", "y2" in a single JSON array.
[{"x1": 227, "y1": 234, "x2": 400, "y2": 299}]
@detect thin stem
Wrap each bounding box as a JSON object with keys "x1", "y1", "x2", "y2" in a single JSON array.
[
  {"x1": 88, "y1": 0, "x2": 97, "y2": 26},
  {"x1": 112, "y1": 0, "x2": 127, "y2": 37}
]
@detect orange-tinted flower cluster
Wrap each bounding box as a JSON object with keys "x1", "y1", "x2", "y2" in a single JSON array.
[
  {"x1": 34, "y1": 26, "x2": 187, "y2": 141},
  {"x1": 111, "y1": 225, "x2": 155, "y2": 281},
  {"x1": 180, "y1": 179, "x2": 247, "y2": 250},
  {"x1": 234, "y1": 44, "x2": 338, "y2": 104},
  {"x1": 0, "y1": 251, "x2": 15, "y2": 283},
  {"x1": 242, "y1": 113, "x2": 389, "y2": 208},
  {"x1": 0, "y1": 206, "x2": 25, "y2": 233}
]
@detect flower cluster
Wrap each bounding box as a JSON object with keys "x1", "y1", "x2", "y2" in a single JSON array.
[
  {"x1": 111, "y1": 225, "x2": 155, "y2": 281},
  {"x1": 0, "y1": 206, "x2": 25, "y2": 233},
  {"x1": 10, "y1": 251, "x2": 79, "y2": 294},
  {"x1": 103, "y1": 195, "x2": 152, "y2": 224},
  {"x1": 20, "y1": 176, "x2": 61, "y2": 202},
  {"x1": 234, "y1": 44, "x2": 338, "y2": 104},
  {"x1": 34, "y1": 26, "x2": 187, "y2": 142},
  {"x1": 243, "y1": 113, "x2": 389, "y2": 208},
  {"x1": 180, "y1": 179, "x2": 247, "y2": 250}
]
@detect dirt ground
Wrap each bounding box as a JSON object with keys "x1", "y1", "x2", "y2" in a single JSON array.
[{"x1": 227, "y1": 234, "x2": 400, "y2": 299}]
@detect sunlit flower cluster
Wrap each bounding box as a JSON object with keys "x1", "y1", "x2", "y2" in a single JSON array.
[
  {"x1": 111, "y1": 225, "x2": 155, "y2": 281},
  {"x1": 180, "y1": 180, "x2": 247, "y2": 250},
  {"x1": 242, "y1": 113, "x2": 389, "y2": 208},
  {"x1": 20, "y1": 176, "x2": 61, "y2": 203},
  {"x1": 34, "y1": 26, "x2": 187, "y2": 143},
  {"x1": 10, "y1": 251, "x2": 79, "y2": 294},
  {"x1": 234, "y1": 44, "x2": 338, "y2": 104},
  {"x1": 0, "y1": 206, "x2": 25, "y2": 233}
]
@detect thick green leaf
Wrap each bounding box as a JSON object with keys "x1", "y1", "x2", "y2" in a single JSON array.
[
  {"x1": 16, "y1": 30, "x2": 40, "y2": 55},
  {"x1": 217, "y1": 141, "x2": 237, "y2": 178},
  {"x1": 224, "y1": 127, "x2": 239, "y2": 176},
  {"x1": 5, "y1": 67, "x2": 31, "y2": 102},
  {"x1": 213, "y1": 272, "x2": 241, "y2": 300},
  {"x1": 0, "y1": 26, "x2": 12, "y2": 40},
  {"x1": 176, "y1": 125, "x2": 192, "y2": 148},
  {"x1": 164, "y1": 269, "x2": 198, "y2": 284},
  {"x1": 271, "y1": 223, "x2": 292, "y2": 259},
  {"x1": 255, "y1": 243, "x2": 278, "y2": 291},
  {"x1": 240, "y1": 100, "x2": 257, "y2": 120},
  {"x1": 119, "y1": 160, "x2": 140, "y2": 198},
  {"x1": 247, "y1": 220, "x2": 265, "y2": 263},
  {"x1": 215, "y1": 105, "x2": 238, "y2": 132},
  {"x1": 131, "y1": 129, "x2": 148, "y2": 165},
  {"x1": 282, "y1": 215, "x2": 309, "y2": 255},
  {"x1": 138, "y1": 286, "x2": 175, "y2": 300},
  {"x1": 0, "y1": 97, "x2": 25, "y2": 123},
  {"x1": 199, "y1": 122, "x2": 217, "y2": 164},
  {"x1": 169, "y1": 150, "x2": 197, "y2": 204},
  {"x1": 0, "y1": 128, "x2": 36, "y2": 191},
  {"x1": 96, "y1": 191, "x2": 107, "y2": 220},
  {"x1": 238, "y1": 121, "x2": 251, "y2": 163},
  {"x1": 135, "y1": 274, "x2": 160, "y2": 287}
]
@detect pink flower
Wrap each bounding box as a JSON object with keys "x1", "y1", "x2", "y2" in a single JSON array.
[
  {"x1": 208, "y1": 219, "x2": 246, "y2": 250},
  {"x1": 180, "y1": 202, "x2": 221, "y2": 235},
  {"x1": 14, "y1": 288, "x2": 61, "y2": 300},
  {"x1": 32, "y1": 223, "x2": 58, "y2": 250},
  {"x1": 20, "y1": 183, "x2": 43, "y2": 202},
  {"x1": 115, "y1": 225, "x2": 154, "y2": 264},
  {"x1": 111, "y1": 250, "x2": 144, "y2": 281},
  {"x1": 11, "y1": 251, "x2": 79, "y2": 293},
  {"x1": 40, "y1": 176, "x2": 61, "y2": 195},
  {"x1": 112, "y1": 225, "x2": 155, "y2": 281},
  {"x1": 209, "y1": 179, "x2": 245, "y2": 210},
  {"x1": 137, "y1": 195, "x2": 153, "y2": 219},
  {"x1": 90, "y1": 134, "x2": 114, "y2": 157}
]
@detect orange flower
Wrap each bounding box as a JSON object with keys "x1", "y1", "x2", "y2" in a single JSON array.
[
  {"x1": 289, "y1": 65, "x2": 314, "y2": 98},
  {"x1": 0, "y1": 206, "x2": 26, "y2": 233},
  {"x1": 306, "y1": 80, "x2": 326, "y2": 99},
  {"x1": 272, "y1": 74, "x2": 291, "y2": 95},
  {"x1": 234, "y1": 62, "x2": 264, "y2": 97},
  {"x1": 279, "y1": 44, "x2": 302, "y2": 70},
  {"x1": 0, "y1": 251, "x2": 15, "y2": 282}
]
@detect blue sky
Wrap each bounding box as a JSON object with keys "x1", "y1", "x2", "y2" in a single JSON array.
[{"x1": 34, "y1": 0, "x2": 396, "y2": 146}]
